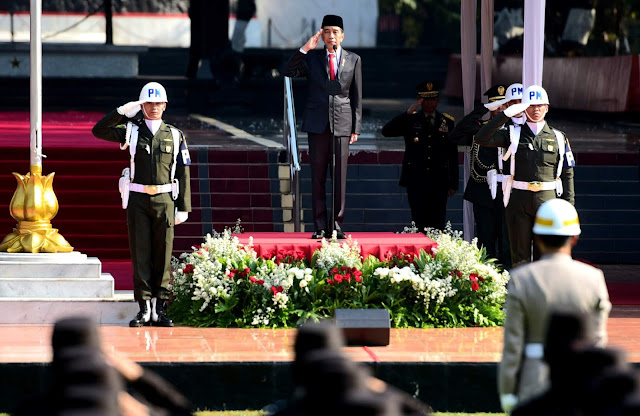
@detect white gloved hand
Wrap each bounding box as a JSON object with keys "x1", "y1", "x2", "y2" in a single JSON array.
[
  {"x1": 175, "y1": 211, "x2": 189, "y2": 225},
  {"x1": 500, "y1": 394, "x2": 518, "y2": 414},
  {"x1": 503, "y1": 103, "x2": 529, "y2": 118},
  {"x1": 484, "y1": 98, "x2": 508, "y2": 112},
  {"x1": 116, "y1": 100, "x2": 144, "y2": 118}
]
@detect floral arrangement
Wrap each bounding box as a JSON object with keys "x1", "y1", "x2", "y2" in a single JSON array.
[{"x1": 169, "y1": 224, "x2": 509, "y2": 328}]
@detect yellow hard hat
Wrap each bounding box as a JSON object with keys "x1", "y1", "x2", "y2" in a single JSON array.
[{"x1": 533, "y1": 199, "x2": 581, "y2": 236}]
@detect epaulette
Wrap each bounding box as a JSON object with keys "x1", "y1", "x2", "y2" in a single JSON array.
[{"x1": 443, "y1": 113, "x2": 455, "y2": 122}]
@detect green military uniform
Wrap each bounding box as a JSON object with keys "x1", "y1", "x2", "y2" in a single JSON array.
[
  {"x1": 381, "y1": 110, "x2": 458, "y2": 231},
  {"x1": 449, "y1": 103, "x2": 511, "y2": 268},
  {"x1": 474, "y1": 112, "x2": 574, "y2": 266},
  {"x1": 92, "y1": 110, "x2": 191, "y2": 302}
]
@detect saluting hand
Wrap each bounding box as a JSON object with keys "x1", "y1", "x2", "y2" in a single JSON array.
[
  {"x1": 407, "y1": 98, "x2": 423, "y2": 114},
  {"x1": 117, "y1": 100, "x2": 144, "y2": 118},
  {"x1": 302, "y1": 29, "x2": 323, "y2": 53}
]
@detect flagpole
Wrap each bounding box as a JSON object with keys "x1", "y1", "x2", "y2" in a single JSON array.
[
  {"x1": 0, "y1": 0, "x2": 73, "y2": 253},
  {"x1": 30, "y1": 0, "x2": 42, "y2": 175}
]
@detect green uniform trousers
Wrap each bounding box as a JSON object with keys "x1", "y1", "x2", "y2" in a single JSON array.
[
  {"x1": 505, "y1": 188, "x2": 557, "y2": 267},
  {"x1": 127, "y1": 192, "x2": 175, "y2": 301}
]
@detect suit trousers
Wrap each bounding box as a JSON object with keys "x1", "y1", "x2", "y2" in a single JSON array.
[
  {"x1": 308, "y1": 128, "x2": 349, "y2": 231},
  {"x1": 473, "y1": 202, "x2": 512, "y2": 269},
  {"x1": 127, "y1": 192, "x2": 175, "y2": 301}
]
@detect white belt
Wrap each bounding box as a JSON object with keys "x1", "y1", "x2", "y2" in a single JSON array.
[
  {"x1": 512, "y1": 180, "x2": 556, "y2": 192},
  {"x1": 129, "y1": 183, "x2": 172, "y2": 195},
  {"x1": 524, "y1": 343, "x2": 544, "y2": 359},
  {"x1": 496, "y1": 173, "x2": 505, "y2": 183}
]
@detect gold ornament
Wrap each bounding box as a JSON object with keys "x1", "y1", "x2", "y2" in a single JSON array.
[{"x1": 0, "y1": 171, "x2": 73, "y2": 253}]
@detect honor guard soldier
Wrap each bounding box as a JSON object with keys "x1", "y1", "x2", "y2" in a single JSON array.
[
  {"x1": 498, "y1": 199, "x2": 610, "y2": 414},
  {"x1": 381, "y1": 81, "x2": 459, "y2": 231},
  {"x1": 92, "y1": 82, "x2": 192, "y2": 327},
  {"x1": 474, "y1": 85, "x2": 575, "y2": 267},
  {"x1": 449, "y1": 83, "x2": 520, "y2": 268}
]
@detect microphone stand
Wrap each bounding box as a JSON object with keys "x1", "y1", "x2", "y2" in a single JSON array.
[{"x1": 326, "y1": 47, "x2": 341, "y2": 239}]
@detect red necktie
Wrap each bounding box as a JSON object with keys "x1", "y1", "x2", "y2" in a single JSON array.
[{"x1": 329, "y1": 53, "x2": 336, "y2": 80}]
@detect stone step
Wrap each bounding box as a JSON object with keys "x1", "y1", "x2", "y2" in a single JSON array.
[{"x1": 0, "y1": 291, "x2": 137, "y2": 325}]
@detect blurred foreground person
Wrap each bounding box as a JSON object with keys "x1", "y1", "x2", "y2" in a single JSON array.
[
  {"x1": 16, "y1": 316, "x2": 192, "y2": 415},
  {"x1": 498, "y1": 199, "x2": 611, "y2": 413},
  {"x1": 272, "y1": 320, "x2": 431, "y2": 416}
]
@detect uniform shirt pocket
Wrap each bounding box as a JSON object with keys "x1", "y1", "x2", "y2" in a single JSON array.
[
  {"x1": 541, "y1": 139, "x2": 558, "y2": 166},
  {"x1": 159, "y1": 140, "x2": 174, "y2": 165}
]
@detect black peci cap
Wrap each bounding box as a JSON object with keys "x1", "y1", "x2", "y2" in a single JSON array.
[{"x1": 322, "y1": 14, "x2": 344, "y2": 30}]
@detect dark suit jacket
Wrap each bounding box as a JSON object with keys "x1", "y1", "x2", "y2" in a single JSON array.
[
  {"x1": 284, "y1": 48, "x2": 362, "y2": 136},
  {"x1": 381, "y1": 109, "x2": 459, "y2": 190}
]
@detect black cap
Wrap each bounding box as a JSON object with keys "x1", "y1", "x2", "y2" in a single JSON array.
[
  {"x1": 416, "y1": 81, "x2": 439, "y2": 98},
  {"x1": 484, "y1": 84, "x2": 507, "y2": 102},
  {"x1": 322, "y1": 15, "x2": 344, "y2": 30}
]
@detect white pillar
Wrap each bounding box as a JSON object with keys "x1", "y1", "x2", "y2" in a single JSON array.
[
  {"x1": 460, "y1": 0, "x2": 477, "y2": 242},
  {"x1": 523, "y1": 0, "x2": 546, "y2": 88}
]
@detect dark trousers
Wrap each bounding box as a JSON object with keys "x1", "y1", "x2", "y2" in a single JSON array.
[
  {"x1": 407, "y1": 184, "x2": 448, "y2": 231},
  {"x1": 505, "y1": 189, "x2": 555, "y2": 267},
  {"x1": 308, "y1": 128, "x2": 349, "y2": 231},
  {"x1": 127, "y1": 192, "x2": 175, "y2": 301},
  {"x1": 473, "y1": 202, "x2": 512, "y2": 269}
]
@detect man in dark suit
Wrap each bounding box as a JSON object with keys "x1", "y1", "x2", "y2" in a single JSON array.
[
  {"x1": 284, "y1": 15, "x2": 362, "y2": 239},
  {"x1": 381, "y1": 81, "x2": 458, "y2": 231}
]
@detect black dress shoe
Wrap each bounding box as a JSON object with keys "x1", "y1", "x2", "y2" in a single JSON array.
[
  {"x1": 129, "y1": 300, "x2": 151, "y2": 327},
  {"x1": 151, "y1": 298, "x2": 175, "y2": 327},
  {"x1": 335, "y1": 230, "x2": 346, "y2": 239},
  {"x1": 311, "y1": 230, "x2": 326, "y2": 239}
]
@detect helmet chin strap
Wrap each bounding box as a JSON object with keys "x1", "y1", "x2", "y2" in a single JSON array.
[
  {"x1": 141, "y1": 103, "x2": 150, "y2": 119},
  {"x1": 526, "y1": 112, "x2": 546, "y2": 123}
]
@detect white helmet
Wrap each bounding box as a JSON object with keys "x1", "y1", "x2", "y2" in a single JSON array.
[
  {"x1": 505, "y1": 83, "x2": 523, "y2": 101},
  {"x1": 522, "y1": 85, "x2": 549, "y2": 105},
  {"x1": 139, "y1": 82, "x2": 168, "y2": 103},
  {"x1": 533, "y1": 199, "x2": 581, "y2": 236}
]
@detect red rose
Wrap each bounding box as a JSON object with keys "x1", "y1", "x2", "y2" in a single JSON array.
[
  {"x1": 471, "y1": 282, "x2": 479, "y2": 291},
  {"x1": 334, "y1": 274, "x2": 344, "y2": 283},
  {"x1": 478, "y1": 276, "x2": 485, "y2": 282},
  {"x1": 454, "y1": 269, "x2": 462, "y2": 278},
  {"x1": 183, "y1": 264, "x2": 195, "y2": 274},
  {"x1": 355, "y1": 276, "x2": 362, "y2": 283},
  {"x1": 469, "y1": 273, "x2": 478, "y2": 282},
  {"x1": 249, "y1": 276, "x2": 258, "y2": 283},
  {"x1": 257, "y1": 279, "x2": 264, "y2": 285},
  {"x1": 270, "y1": 286, "x2": 277, "y2": 294},
  {"x1": 327, "y1": 279, "x2": 335, "y2": 285}
]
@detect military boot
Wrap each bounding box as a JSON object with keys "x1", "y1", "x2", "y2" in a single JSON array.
[
  {"x1": 151, "y1": 298, "x2": 174, "y2": 327},
  {"x1": 129, "y1": 299, "x2": 151, "y2": 327}
]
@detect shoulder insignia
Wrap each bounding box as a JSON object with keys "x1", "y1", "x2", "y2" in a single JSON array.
[{"x1": 443, "y1": 113, "x2": 455, "y2": 121}]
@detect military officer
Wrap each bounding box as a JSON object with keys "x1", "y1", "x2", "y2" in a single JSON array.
[
  {"x1": 92, "y1": 82, "x2": 192, "y2": 327},
  {"x1": 474, "y1": 85, "x2": 575, "y2": 266},
  {"x1": 449, "y1": 84, "x2": 515, "y2": 268},
  {"x1": 498, "y1": 198, "x2": 610, "y2": 414},
  {"x1": 381, "y1": 81, "x2": 459, "y2": 231}
]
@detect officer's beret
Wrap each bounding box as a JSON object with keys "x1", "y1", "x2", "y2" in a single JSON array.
[
  {"x1": 322, "y1": 15, "x2": 344, "y2": 30},
  {"x1": 484, "y1": 84, "x2": 508, "y2": 102},
  {"x1": 416, "y1": 81, "x2": 439, "y2": 98}
]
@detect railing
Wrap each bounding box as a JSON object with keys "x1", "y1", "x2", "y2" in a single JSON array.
[{"x1": 284, "y1": 76, "x2": 301, "y2": 231}]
